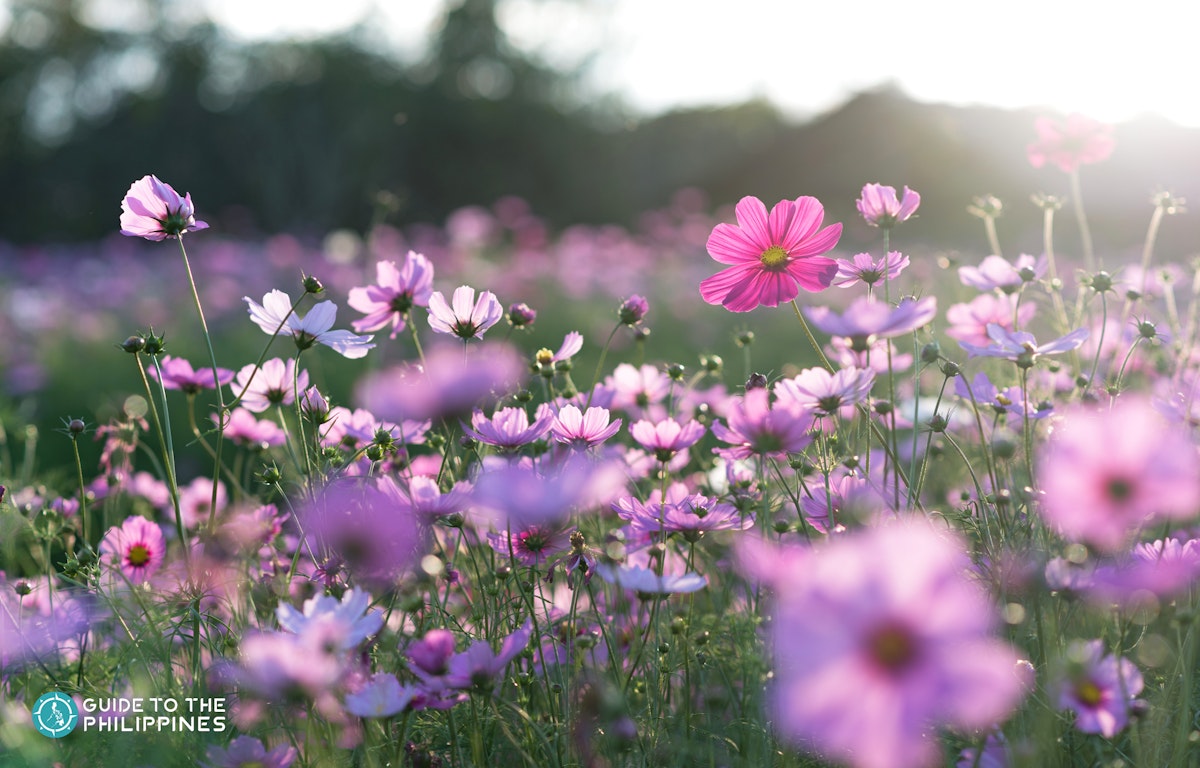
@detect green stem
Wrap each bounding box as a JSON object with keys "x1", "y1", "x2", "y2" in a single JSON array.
[{"x1": 1069, "y1": 167, "x2": 1097, "y2": 272}]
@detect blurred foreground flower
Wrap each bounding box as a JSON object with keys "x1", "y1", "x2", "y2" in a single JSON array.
[
  {"x1": 1027, "y1": 114, "x2": 1115, "y2": 173},
  {"x1": 743, "y1": 519, "x2": 1029, "y2": 768},
  {"x1": 119, "y1": 174, "x2": 209, "y2": 241},
  {"x1": 700, "y1": 195, "x2": 841, "y2": 312}
]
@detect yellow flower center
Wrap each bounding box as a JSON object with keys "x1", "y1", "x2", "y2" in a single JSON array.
[
  {"x1": 127, "y1": 545, "x2": 151, "y2": 567},
  {"x1": 759, "y1": 245, "x2": 789, "y2": 269},
  {"x1": 1075, "y1": 680, "x2": 1103, "y2": 707}
]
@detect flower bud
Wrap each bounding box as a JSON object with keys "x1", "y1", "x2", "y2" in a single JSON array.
[
  {"x1": 120, "y1": 335, "x2": 146, "y2": 354},
  {"x1": 302, "y1": 274, "x2": 325, "y2": 294},
  {"x1": 143, "y1": 331, "x2": 166, "y2": 355},
  {"x1": 667, "y1": 363, "x2": 686, "y2": 381},
  {"x1": 920, "y1": 341, "x2": 941, "y2": 364},
  {"x1": 507, "y1": 302, "x2": 537, "y2": 328},
  {"x1": 700, "y1": 354, "x2": 723, "y2": 373},
  {"x1": 618, "y1": 295, "x2": 649, "y2": 325},
  {"x1": 735, "y1": 331, "x2": 755, "y2": 347},
  {"x1": 745, "y1": 372, "x2": 768, "y2": 390}
]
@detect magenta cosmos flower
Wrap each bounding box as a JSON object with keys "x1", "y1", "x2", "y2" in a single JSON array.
[
  {"x1": 700, "y1": 196, "x2": 841, "y2": 312},
  {"x1": 1027, "y1": 114, "x2": 1115, "y2": 173},
  {"x1": 746, "y1": 520, "x2": 1028, "y2": 768},
  {"x1": 348, "y1": 252, "x2": 435, "y2": 338},
  {"x1": 427, "y1": 285, "x2": 503, "y2": 339},
  {"x1": 119, "y1": 174, "x2": 209, "y2": 241},
  {"x1": 856, "y1": 184, "x2": 920, "y2": 229},
  {"x1": 99, "y1": 515, "x2": 167, "y2": 585},
  {"x1": 1038, "y1": 398, "x2": 1200, "y2": 552}
]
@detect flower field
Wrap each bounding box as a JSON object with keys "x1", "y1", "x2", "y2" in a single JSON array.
[{"x1": 3, "y1": 114, "x2": 1199, "y2": 768}]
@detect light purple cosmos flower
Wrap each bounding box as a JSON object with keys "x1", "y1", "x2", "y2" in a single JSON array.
[
  {"x1": 1056, "y1": 640, "x2": 1143, "y2": 737},
  {"x1": 711, "y1": 388, "x2": 815, "y2": 460},
  {"x1": 233, "y1": 358, "x2": 309, "y2": 413},
  {"x1": 954, "y1": 373, "x2": 1053, "y2": 421},
  {"x1": 541, "y1": 331, "x2": 584, "y2": 364},
  {"x1": 149, "y1": 355, "x2": 234, "y2": 395},
  {"x1": 832, "y1": 251, "x2": 910, "y2": 287},
  {"x1": 775, "y1": 366, "x2": 875, "y2": 416},
  {"x1": 955, "y1": 732, "x2": 1011, "y2": 768},
  {"x1": 119, "y1": 174, "x2": 209, "y2": 241},
  {"x1": 613, "y1": 484, "x2": 751, "y2": 544},
  {"x1": 200, "y1": 736, "x2": 297, "y2": 768},
  {"x1": 827, "y1": 336, "x2": 913, "y2": 374},
  {"x1": 799, "y1": 472, "x2": 889, "y2": 533},
  {"x1": 276, "y1": 589, "x2": 383, "y2": 650},
  {"x1": 347, "y1": 252, "x2": 435, "y2": 338},
  {"x1": 464, "y1": 405, "x2": 553, "y2": 449},
  {"x1": 345, "y1": 673, "x2": 418, "y2": 718},
  {"x1": 607, "y1": 363, "x2": 672, "y2": 416},
  {"x1": 805, "y1": 296, "x2": 938, "y2": 347},
  {"x1": 487, "y1": 522, "x2": 573, "y2": 567},
  {"x1": 246, "y1": 289, "x2": 375, "y2": 359},
  {"x1": 427, "y1": 285, "x2": 503, "y2": 339},
  {"x1": 593, "y1": 564, "x2": 707, "y2": 594},
  {"x1": 629, "y1": 417, "x2": 706, "y2": 462},
  {"x1": 958, "y1": 253, "x2": 1048, "y2": 294},
  {"x1": 407, "y1": 629, "x2": 458, "y2": 681},
  {"x1": 402, "y1": 476, "x2": 471, "y2": 522},
  {"x1": 444, "y1": 623, "x2": 532, "y2": 692},
  {"x1": 958, "y1": 323, "x2": 1088, "y2": 366},
  {"x1": 946, "y1": 293, "x2": 1035, "y2": 348},
  {"x1": 857, "y1": 183, "x2": 920, "y2": 229},
  {"x1": 744, "y1": 520, "x2": 1028, "y2": 768},
  {"x1": 1038, "y1": 398, "x2": 1200, "y2": 552},
  {"x1": 1085, "y1": 537, "x2": 1200, "y2": 607},
  {"x1": 550, "y1": 405, "x2": 623, "y2": 449},
  {"x1": 471, "y1": 455, "x2": 627, "y2": 530}
]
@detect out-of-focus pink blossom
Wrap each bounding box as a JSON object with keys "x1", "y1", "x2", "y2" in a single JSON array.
[{"x1": 1027, "y1": 114, "x2": 1115, "y2": 173}]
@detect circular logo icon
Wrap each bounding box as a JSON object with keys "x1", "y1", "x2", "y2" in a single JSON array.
[{"x1": 32, "y1": 692, "x2": 78, "y2": 739}]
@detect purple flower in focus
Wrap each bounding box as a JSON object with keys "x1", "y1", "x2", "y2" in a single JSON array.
[
  {"x1": 856, "y1": 184, "x2": 920, "y2": 229},
  {"x1": 99, "y1": 515, "x2": 166, "y2": 585},
  {"x1": 832, "y1": 251, "x2": 910, "y2": 287},
  {"x1": 629, "y1": 417, "x2": 706, "y2": 462},
  {"x1": 245, "y1": 290, "x2": 375, "y2": 359},
  {"x1": 149, "y1": 355, "x2": 234, "y2": 395},
  {"x1": 805, "y1": 296, "x2": 938, "y2": 347},
  {"x1": 550, "y1": 405, "x2": 623, "y2": 449},
  {"x1": 427, "y1": 285, "x2": 503, "y2": 339},
  {"x1": 744, "y1": 520, "x2": 1028, "y2": 768},
  {"x1": 958, "y1": 254, "x2": 1047, "y2": 294},
  {"x1": 711, "y1": 388, "x2": 814, "y2": 460},
  {"x1": 119, "y1": 175, "x2": 209, "y2": 241},
  {"x1": 1056, "y1": 639, "x2": 1143, "y2": 737},
  {"x1": 775, "y1": 366, "x2": 875, "y2": 416},
  {"x1": 233, "y1": 358, "x2": 309, "y2": 413},
  {"x1": 958, "y1": 324, "x2": 1088, "y2": 366},
  {"x1": 347, "y1": 252, "x2": 435, "y2": 338},
  {"x1": 201, "y1": 735, "x2": 297, "y2": 768},
  {"x1": 464, "y1": 405, "x2": 553, "y2": 449},
  {"x1": 344, "y1": 673, "x2": 418, "y2": 718}
]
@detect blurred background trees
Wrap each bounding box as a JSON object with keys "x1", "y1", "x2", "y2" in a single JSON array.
[{"x1": 2, "y1": 0, "x2": 1198, "y2": 256}]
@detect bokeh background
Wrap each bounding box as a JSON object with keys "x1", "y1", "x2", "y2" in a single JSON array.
[{"x1": 3, "y1": 0, "x2": 1200, "y2": 477}]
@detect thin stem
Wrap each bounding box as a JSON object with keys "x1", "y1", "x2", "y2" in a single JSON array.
[{"x1": 1069, "y1": 168, "x2": 1097, "y2": 272}]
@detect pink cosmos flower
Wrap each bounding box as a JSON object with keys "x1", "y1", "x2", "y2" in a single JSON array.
[
  {"x1": 427, "y1": 285, "x2": 503, "y2": 339},
  {"x1": 1038, "y1": 398, "x2": 1200, "y2": 552},
  {"x1": 1027, "y1": 114, "x2": 1115, "y2": 173},
  {"x1": 245, "y1": 290, "x2": 375, "y2": 359},
  {"x1": 1056, "y1": 640, "x2": 1143, "y2": 737},
  {"x1": 233, "y1": 358, "x2": 309, "y2": 413},
  {"x1": 775, "y1": 366, "x2": 875, "y2": 417},
  {"x1": 745, "y1": 520, "x2": 1028, "y2": 768},
  {"x1": 613, "y1": 484, "x2": 751, "y2": 544},
  {"x1": 958, "y1": 324, "x2": 1088, "y2": 365},
  {"x1": 347, "y1": 252, "x2": 435, "y2": 338},
  {"x1": 464, "y1": 405, "x2": 553, "y2": 449},
  {"x1": 401, "y1": 475, "x2": 471, "y2": 522},
  {"x1": 201, "y1": 736, "x2": 297, "y2": 768},
  {"x1": 487, "y1": 522, "x2": 573, "y2": 567},
  {"x1": 700, "y1": 195, "x2": 841, "y2": 312},
  {"x1": 958, "y1": 253, "x2": 1047, "y2": 294},
  {"x1": 178, "y1": 476, "x2": 227, "y2": 529},
  {"x1": 805, "y1": 296, "x2": 938, "y2": 346},
  {"x1": 606, "y1": 363, "x2": 671, "y2": 416},
  {"x1": 832, "y1": 251, "x2": 910, "y2": 287},
  {"x1": 444, "y1": 623, "x2": 532, "y2": 692},
  {"x1": 856, "y1": 184, "x2": 920, "y2": 228},
  {"x1": 215, "y1": 407, "x2": 287, "y2": 450},
  {"x1": 711, "y1": 388, "x2": 814, "y2": 460},
  {"x1": 149, "y1": 355, "x2": 234, "y2": 394},
  {"x1": 550, "y1": 405, "x2": 623, "y2": 449},
  {"x1": 99, "y1": 515, "x2": 166, "y2": 585},
  {"x1": 946, "y1": 293, "x2": 1036, "y2": 348},
  {"x1": 629, "y1": 417, "x2": 706, "y2": 462},
  {"x1": 119, "y1": 174, "x2": 209, "y2": 241}
]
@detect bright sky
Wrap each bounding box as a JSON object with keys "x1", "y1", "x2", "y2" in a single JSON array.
[{"x1": 201, "y1": 0, "x2": 1200, "y2": 126}]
